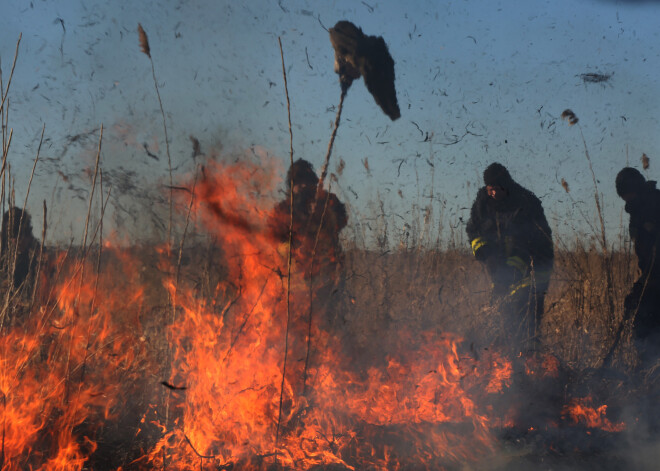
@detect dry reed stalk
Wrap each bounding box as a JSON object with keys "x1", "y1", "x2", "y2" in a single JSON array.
[
  {"x1": 137, "y1": 23, "x2": 173, "y2": 247},
  {"x1": 562, "y1": 110, "x2": 617, "y2": 359},
  {"x1": 91, "y1": 169, "x2": 105, "y2": 312},
  {"x1": 78, "y1": 124, "x2": 103, "y2": 291},
  {"x1": 603, "y1": 253, "x2": 653, "y2": 367},
  {"x1": 275, "y1": 36, "x2": 294, "y2": 453},
  {"x1": 174, "y1": 168, "x2": 198, "y2": 302},
  {"x1": 32, "y1": 188, "x2": 108, "y2": 348},
  {"x1": 0, "y1": 128, "x2": 12, "y2": 190},
  {"x1": 163, "y1": 168, "x2": 198, "y2": 422},
  {"x1": 0, "y1": 129, "x2": 11, "y2": 264},
  {"x1": 79, "y1": 184, "x2": 113, "y2": 386},
  {"x1": 61, "y1": 125, "x2": 101, "y2": 401},
  {"x1": 578, "y1": 127, "x2": 608, "y2": 255},
  {"x1": 297, "y1": 74, "x2": 349, "y2": 399},
  {"x1": 576, "y1": 126, "x2": 617, "y2": 345},
  {"x1": 0, "y1": 125, "x2": 43, "y2": 329},
  {"x1": 302, "y1": 181, "x2": 333, "y2": 395},
  {"x1": 29, "y1": 200, "x2": 47, "y2": 310},
  {"x1": 317, "y1": 87, "x2": 347, "y2": 190},
  {"x1": 138, "y1": 26, "x2": 175, "y2": 450},
  {"x1": 0, "y1": 34, "x2": 21, "y2": 116}
]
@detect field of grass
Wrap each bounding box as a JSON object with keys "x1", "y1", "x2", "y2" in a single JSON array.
[{"x1": 1, "y1": 27, "x2": 657, "y2": 471}]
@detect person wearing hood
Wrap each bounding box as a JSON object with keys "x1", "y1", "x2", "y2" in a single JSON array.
[
  {"x1": 268, "y1": 159, "x2": 348, "y2": 270},
  {"x1": 616, "y1": 167, "x2": 660, "y2": 364},
  {"x1": 267, "y1": 159, "x2": 348, "y2": 398},
  {"x1": 1, "y1": 206, "x2": 39, "y2": 291},
  {"x1": 466, "y1": 163, "x2": 554, "y2": 352}
]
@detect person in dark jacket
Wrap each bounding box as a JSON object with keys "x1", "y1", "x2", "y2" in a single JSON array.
[
  {"x1": 268, "y1": 159, "x2": 348, "y2": 398},
  {"x1": 616, "y1": 167, "x2": 660, "y2": 365},
  {"x1": 466, "y1": 163, "x2": 554, "y2": 352},
  {"x1": 269, "y1": 159, "x2": 348, "y2": 275},
  {"x1": 1, "y1": 206, "x2": 38, "y2": 291},
  {"x1": 0, "y1": 206, "x2": 42, "y2": 327}
]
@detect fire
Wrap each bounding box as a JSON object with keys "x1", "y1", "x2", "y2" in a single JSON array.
[
  {"x1": 0, "y1": 154, "x2": 628, "y2": 469},
  {"x1": 562, "y1": 396, "x2": 626, "y2": 433},
  {"x1": 0, "y1": 245, "x2": 152, "y2": 469},
  {"x1": 136, "y1": 157, "x2": 521, "y2": 470}
]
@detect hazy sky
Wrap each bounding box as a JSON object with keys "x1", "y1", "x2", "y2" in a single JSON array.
[{"x1": 2, "y1": 0, "x2": 659, "y2": 246}]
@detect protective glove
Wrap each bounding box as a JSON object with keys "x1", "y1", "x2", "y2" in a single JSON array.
[{"x1": 471, "y1": 237, "x2": 492, "y2": 261}]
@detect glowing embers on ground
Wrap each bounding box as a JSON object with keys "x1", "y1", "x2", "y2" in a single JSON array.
[{"x1": 562, "y1": 396, "x2": 626, "y2": 433}]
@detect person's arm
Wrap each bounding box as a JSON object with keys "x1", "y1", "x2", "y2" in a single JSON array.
[{"x1": 466, "y1": 191, "x2": 494, "y2": 261}]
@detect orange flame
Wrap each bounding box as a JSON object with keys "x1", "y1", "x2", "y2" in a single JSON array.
[
  {"x1": 1, "y1": 155, "x2": 627, "y2": 469},
  {"x1": 562, "y1": 396, "x2": 626, "y2": 432}
]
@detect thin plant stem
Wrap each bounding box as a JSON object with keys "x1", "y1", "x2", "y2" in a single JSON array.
[
  {"x1": 29, "y1": 200, "x2": 47, "y2": 311},
  {"x1": 0, "y1": 124, "x2": 43, "y2": 329},
  {"x1": 0, "y1": 34, "x2": 21, "y2": 114},
  {"x1": 577, "y1": 126, "x2": 616, "y2": 334},
  {"x1": 318, "y1": 88, "x2": 347, "y2": 191},
  {"x1": 174, "y1": 169, "x2": 198, "y2": 303},
  {"x1": 275, "y1": 36, "x2": 294, "y2": 452},
  {"x1": 82, "y1": 126, "x2": 103, "y2": 247},
  {"x1": 149, "y1": 59, "x2": 173, "y2": 246},
  {"x1": 65, "y1": 125, "x2": 101, "y2": 401},
  {"x1": 300, "y1": 86, "x2": 347, "y2": 394},
  {"x1": 578, "y1": 127, "x2": 607, "y2": 255},
  {"x1": 302, "y1": 181, "x2": 333, "y2": 395}
]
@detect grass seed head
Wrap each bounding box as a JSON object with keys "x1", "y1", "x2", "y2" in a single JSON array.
[{"x1": 138, "y1": 23, "x2": 151, "y2": 58}]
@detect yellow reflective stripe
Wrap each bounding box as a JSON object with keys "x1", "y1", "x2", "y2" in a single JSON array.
[
  {"x1": 510, "y1": 278, "x2": 531, "y2": 296},
  {"x1": 509, "y1": 271, "x2": 552, "y2": 296},
  {"x1": 506, "y1": 256, "x2": 528, "y2": 273},
  {"x1": 471, "y1": 237, "x2": 487, "y2": 256}
]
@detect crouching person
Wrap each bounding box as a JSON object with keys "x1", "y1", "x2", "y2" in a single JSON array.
[{"x1": 466, "y1": 163, "x2": 554, "y2": 354}]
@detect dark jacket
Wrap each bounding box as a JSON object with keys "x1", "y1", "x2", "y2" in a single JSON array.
[
  {"x1": 268, "y1": 187, "x2": 348, "y2": 270},
  {"x1": 466, "y1": 183, "x2": 554, "y2": 282},
  {"x1": 625, "y1": 181, "x2": 660, "y2": 281}
]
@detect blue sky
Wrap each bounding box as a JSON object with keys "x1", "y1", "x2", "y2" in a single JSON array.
[{"x1": 1, "y1": 0, "x2": 659, "y2": 247}]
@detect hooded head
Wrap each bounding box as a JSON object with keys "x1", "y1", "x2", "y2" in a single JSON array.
[
  {"x1": 483, "y1": 162, "x2": 514, "y2": 189},
  {"x1": 1, "y1": 206, "x2": 35, "y2": 256},
  {"x1": 285, "y1": 159, "x2": 319, "y2": 205},
  {"x1": 483, "y1": 162, "x2": 514, "y2": 201},
  {"x1": 286, "y1": 159, "x2": 318, "y2": 189},
  {"x1": 616, "y1": 167, "x2": 646, "y2": 201}
]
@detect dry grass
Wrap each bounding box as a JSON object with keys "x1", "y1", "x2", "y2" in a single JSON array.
[
  {"x1": 0, "y1": 29, "x2": 651, "y2": 471},
  {"x1": 338, "y1": 242, "x2": 638, "y2": 374}
]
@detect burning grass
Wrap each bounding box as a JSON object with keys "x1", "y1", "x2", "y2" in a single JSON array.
[
  {"x1": 0, "y1": 156, "x2": 653, "y2": 471},
  {"x1": 0, "y1": 30, "x2": 652, "y2": 469}
]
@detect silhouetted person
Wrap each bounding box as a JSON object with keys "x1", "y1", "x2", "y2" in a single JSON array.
[
  {"x1": 466, "y1": 163, "x2": 554, "y2": 353},
  {"x1": 269, "y1": 159, "x2": 348, "y2": 275},
  {"x1": 616, "y1": 167, "x2": 660, "y2": 366},
  {"x1": 1, "y1": 206, "x2": 38, "y2": 290},
  {"x1": 268, "y1": 159, "x2": 348, "y2": 400},
  {"x1": 0, "y1": 207, "x2": 41, "y2": 327}
]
